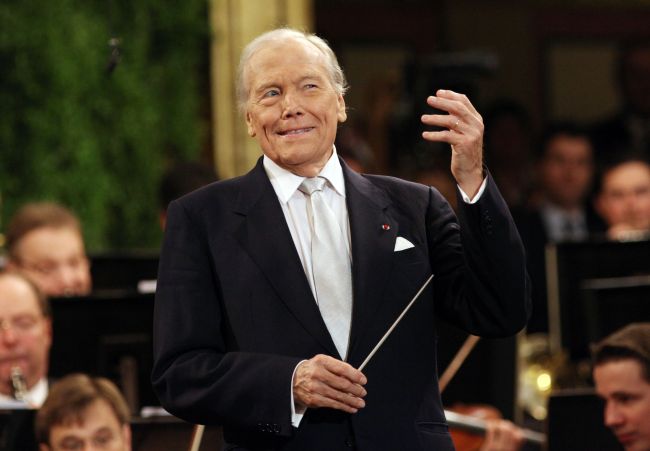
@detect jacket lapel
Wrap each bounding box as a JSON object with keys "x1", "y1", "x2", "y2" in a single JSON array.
[
  {"x1": 342, "y1": 163, "x2": 398, "y2": 365},
  {"x1": 232, "y1": 159, "x2": 338, "y2": 355}
]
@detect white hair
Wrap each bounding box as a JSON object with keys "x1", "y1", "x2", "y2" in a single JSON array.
[{"x1": 236, "y1": 28, "x2": 348, "y2": 114}]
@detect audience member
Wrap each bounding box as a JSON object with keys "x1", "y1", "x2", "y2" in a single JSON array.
[
  {"x1": 592, "y1": 323, "x2": 650, "y2": 451},
  {"x1": 514, "y1": 123, "x2": 604, "y2": 333},
  {"x1": 595, "y1": 158, "x2": 650, "y2": 241},
  {"x1": 592, "y1": 41, "x2": 650, "y2": 164},
  {"x1": 158, "y1": 161, "x2": 217, "y2": 229},
  {"x1": 35, "y1": 373, "x2": 131, "y2": 451},
  {"x1": 5, "y1": 202, "x2": 91, "y2": 297},
  {"x1": 0, "y1": 271, "x2": 51, "y2": 407}
]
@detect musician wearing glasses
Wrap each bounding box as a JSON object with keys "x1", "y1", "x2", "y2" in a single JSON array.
[
  {"x1": 5, "y1": 202, "x2": 91, "y2": 297},
  {"x1": 0, "y1": 271, "x2": 51, "y2": 408}
]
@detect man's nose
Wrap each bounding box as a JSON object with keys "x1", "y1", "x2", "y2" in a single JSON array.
[
  {"x1": 604, "y1": 402, "x2": 624, "y2": 427},
  {"x1": 0, "y1": 325, "x2": 19, "y2": 346},
  {"x1": 281, "y1": 92, "x2": 303, "y2": 119},
  {"x1": 56, "y1": 266, "x2": 82, "y2": 295}
]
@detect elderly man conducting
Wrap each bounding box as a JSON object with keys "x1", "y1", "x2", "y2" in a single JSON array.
[{"x1": 152, "y1": 28, "x2": 530, "y2": 451}]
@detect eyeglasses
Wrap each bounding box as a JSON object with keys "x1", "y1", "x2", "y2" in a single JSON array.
[
  {"x1": 17, "y1": 256, "x2": 89, "y2": 277},
  {"x1": 0, "y1": 315, "x2": 42, "y2": 335}
]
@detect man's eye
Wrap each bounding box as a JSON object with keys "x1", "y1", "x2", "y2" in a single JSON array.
[
  {"x1": 263, "y1": 89, "x2": 279, "y2": 98},
  {"x1": 304, "y1": 83, "x2": 317, "y2": 89},
  {"x1": 60, "y1": 438, "x2": 84, "y2": 450}
]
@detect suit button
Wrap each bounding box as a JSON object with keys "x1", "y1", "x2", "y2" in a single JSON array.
[{"x1": 345, "y1": 438, "x2": 354, "y2": 448}]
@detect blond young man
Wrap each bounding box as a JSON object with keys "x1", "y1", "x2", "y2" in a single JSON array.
[{"x1": 6, "y1": 202, "x2": 91, "y2": 297}]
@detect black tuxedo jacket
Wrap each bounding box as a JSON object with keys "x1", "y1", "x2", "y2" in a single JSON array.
[{"x1": 152, "y1": 158, "x2": 530, "y2": 451}]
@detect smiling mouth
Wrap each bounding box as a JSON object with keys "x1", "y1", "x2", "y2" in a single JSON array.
[
  {"x1": 278, "y1": 127, "x2": 314, "y2": 136},
  {"x1": 616, "y1": 432, "x2": 636, "y2": 444}
]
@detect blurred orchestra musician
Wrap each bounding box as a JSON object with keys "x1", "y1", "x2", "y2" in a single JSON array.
[
  {"x1": 35, "y1": 373, "x2": 132, "y2": 451},
  {"x1": 513, "y1": 122, "x2": 605, "y2": 333},
  {"x1": 0, "y1": 271, "x2": 51, "y2": 408},
  {"x1": 593, "y1": 323, "x2": 650, "y2": 451},
  {"x1": 595, "y1": 157, "x2": 650, "y2": 241},
  {"x1": 5, "y1": 202, "x2": 91, "y2": 297}
]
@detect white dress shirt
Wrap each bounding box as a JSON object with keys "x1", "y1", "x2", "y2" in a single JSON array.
[
  {"x1": 0, "y1": 377, "x2": 48, "y2": 408},
  {"x1": 540, "y1": 202, "x2": 588, "y2": 242},
  {"x1": 263, "y1": 150, "x2": 352, "y2": 296}
]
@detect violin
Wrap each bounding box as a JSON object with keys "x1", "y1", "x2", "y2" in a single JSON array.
[
  {"x1": 446, "y1": 404, "x2": 544, "y2": 451},
  {"x1": 440, "y1": 336, "x2": 545, "y2": 451}
]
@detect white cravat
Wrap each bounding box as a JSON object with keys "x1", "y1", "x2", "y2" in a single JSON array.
[{"x1": 299, "y1": 177, "x2": 353, "y2": 359}]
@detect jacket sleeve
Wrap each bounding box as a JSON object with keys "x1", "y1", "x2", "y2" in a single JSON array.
[
  {"x1": 151, "y1": 199, "x2": 300, "y2": 437},
  {"x1": 426, "y1": 171, "x2": 531, "y2": 337}
]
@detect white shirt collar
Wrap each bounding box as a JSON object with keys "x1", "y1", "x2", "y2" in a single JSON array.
[
  {"x1": 0, "y1": 377, "x2": 48, "y2": 409},
  {"x1": 263, "y1": 146, "x2": 346, "y2": 204}
]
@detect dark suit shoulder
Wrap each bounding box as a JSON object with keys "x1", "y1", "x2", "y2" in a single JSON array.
[{"x1": 359, "y1": 173, "x2": 441, "y2": 209}]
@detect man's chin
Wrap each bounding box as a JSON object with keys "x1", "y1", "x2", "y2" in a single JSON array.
[{"x1": 0, "y1": 361, "x2": 28, "y2": 380}]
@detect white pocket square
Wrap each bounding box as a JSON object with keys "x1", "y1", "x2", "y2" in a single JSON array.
[{"x1": 394, "y1": 236, "x2": 415, "y2": 252}]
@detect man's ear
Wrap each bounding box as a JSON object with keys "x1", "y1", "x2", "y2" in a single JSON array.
[
  {"x1": 43, "y1": 318, "x2": 53, "y2": 349},
  {"x1": 123, "y1": 424, "x2": 133, "y2": 451},
  {"x1": 337, "y1": 94, "x2": 347, "y2": 123},
  {"x1": 245, "y1": 112, "x2": 256, "y2": 137}
]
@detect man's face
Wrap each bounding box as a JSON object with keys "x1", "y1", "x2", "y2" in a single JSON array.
[
  {"x1": 539, "y1": 135, "x2": 594, "y2": 209},
  {"x1": 11, "y1": 226, "x2": 91, "y2": 297},
  {"x1": 244, "y1": 38, "x2": 347, "y2": 177},
  {"x1": 0, "y1": 275, "x2": 51, "y2": 395},
  {"x1": 594, "y1": 359, "x2": 650, "y2": 451},
  {"x1": 596, "y1": 162, "x2": 650, "y2": 231},
  {"x1": 43, "y1": 399, "x2": 131, "y2": 451}
]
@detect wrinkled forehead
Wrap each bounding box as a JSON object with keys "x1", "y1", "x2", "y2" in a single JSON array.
[{"x1": 243, "y1": 37, "x2": 329, "y2": 88}]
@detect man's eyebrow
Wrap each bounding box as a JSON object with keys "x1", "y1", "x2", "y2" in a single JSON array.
[
  {"x1": 299, "y1": 73, "x2": 327, "y2": 83},
  {"x1": 253, "y1": 81, "x2": 278, "y2": 93}
]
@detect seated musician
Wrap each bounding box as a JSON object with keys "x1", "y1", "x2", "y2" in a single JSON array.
[
  {"x1": 593, "y1": 322, "x2": 650, "y2": 451},
  {"x1": 0, "y1": 271, "x2": 51, "y2": 407},
  {"x1": 480, "y1": 418, "x2": 524, "y2": 451},
  {"x1": 35, "y1": 373, "x2": 132, "y2": 451},
  {"x1": 5, "y1": 202, "x2": 92, "y2": 297},
  {"x1": 594, "y1": 158, "x2": 650, "y2": 241}
]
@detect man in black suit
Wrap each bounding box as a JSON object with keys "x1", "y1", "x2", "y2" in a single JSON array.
[
  {"x1": 152, "y1": 28, "x2": 530, "y2": 451},
  {"x1": 513, "y1": 123, "x2": 605, "y2": 333}
]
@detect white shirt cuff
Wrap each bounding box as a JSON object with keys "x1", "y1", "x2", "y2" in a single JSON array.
[
  {"x1": 458, "y1": 177, "x2": 487, "y2": 204},
  {"x1": 290, "y1": 360, "x2": 308, "y2": 427}
]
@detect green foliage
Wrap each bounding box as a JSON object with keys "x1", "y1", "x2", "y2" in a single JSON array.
[{"x1": 0, "y1": 0, "x2": 208, "y2": 250}]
